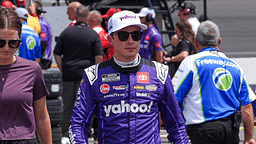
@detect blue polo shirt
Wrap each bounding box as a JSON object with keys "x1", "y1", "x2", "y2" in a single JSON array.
[{"x1": 17, "y1": 21, "x2": 41, "y2": 61}]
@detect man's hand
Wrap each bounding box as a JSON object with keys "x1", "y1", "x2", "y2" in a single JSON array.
[
  {"x1": 244, "y1": 138, "x2": 256, "y2": 144},
  {"x1": 164, "y1": 57, "x2": 172, "y2": 63},
  {"x1": 171, "y1": 36, "x2": 179, "y2": 46}
]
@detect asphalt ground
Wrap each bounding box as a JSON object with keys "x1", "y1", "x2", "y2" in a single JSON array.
[{"x1": 85, "y1": 126, "x2": 256, "y2": 144}]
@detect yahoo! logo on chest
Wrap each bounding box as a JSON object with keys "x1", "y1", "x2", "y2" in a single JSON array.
[{"x1": 103, "y1": 100, "x2": 153, "y2": 117}]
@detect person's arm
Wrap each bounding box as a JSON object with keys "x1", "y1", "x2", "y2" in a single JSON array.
[
  {"x1": 242, "y1": 103, "x2": 256, "y2": 144},
  {"x1": 47, "y1": 24, "x2": 52, "y2": 59},
  {"x1": 93, "y1": 31, "x2": 103, "y2": 63},
  {"x1": 155, "y1": 50, "x2": 163, "y2": 63},
  {"x1": 164, "y1": 51, "x2": 189, "y2": 63},
  {"x1": 35, "y1": 36, "x2": 42, "y2": 64},
  {"x1": 54, "y1": 54, "x2": 63, "y2": 73},
  {"x1": 34, "y1": 96, "x2": 52, "y2": 144},
  {"x1": 95, "y1": 55, "x2": 103, "y2": 64},
  {"x1": 151, "y1": 33, "x2": 163, "y2": 63},
  {"x1": 69, "y1": 69, "x2": 97, "y2": 143}
]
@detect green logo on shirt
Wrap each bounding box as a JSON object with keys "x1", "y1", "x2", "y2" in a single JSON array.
[
  {"x1": 26, "y1": 36, "x2": 36, "y2": 50},
  {"x1": 213, "y1": 68, "x2": 232, "y2": 91}
]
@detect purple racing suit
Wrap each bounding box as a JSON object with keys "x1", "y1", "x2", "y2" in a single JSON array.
[
  {"x1": 39, "y1": 17, "x2": 52, "y2": 60},
  {"x1": 69, "y1": 56, "x2": 188, "y2": 144},
  {"x1": 139, "y1": 25, "x2": 163, "y2": 61}
]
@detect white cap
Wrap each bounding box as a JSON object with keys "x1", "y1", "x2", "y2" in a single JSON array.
[
  {"x1": 108, "y1": 10, "x2": 147, "y2": 35},
  {"x1": 136, "y1": 7, "x2": 156, "y2": 18},
  {"x1": 15, "y1": 7, "x2": 29, "y2": 20}
]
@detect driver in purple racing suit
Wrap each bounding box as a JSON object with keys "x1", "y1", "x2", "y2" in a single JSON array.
[{"x1": 69, "y1": 10, "x2": 188, "y2": 144}]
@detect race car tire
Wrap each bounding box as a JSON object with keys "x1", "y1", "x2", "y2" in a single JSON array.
[
  {"x1": 47, "y1": 98, "x2": 63, "y2": 127},
  {"x1": 52, "y1": 126, "x2": 62, "y2": 144},
  {"x1": 43, "y1": 70, "x2": 63, "y2": 99}
]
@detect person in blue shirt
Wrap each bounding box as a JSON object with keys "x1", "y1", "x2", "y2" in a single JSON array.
[
  {"x1": 172, "y1": 21, "x2": 256, "y2": 144},
  {"x1": 15, "y1": 7, "x2": 41, "y2": 63}
]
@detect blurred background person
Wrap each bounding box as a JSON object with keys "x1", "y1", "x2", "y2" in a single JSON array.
[
  {"x1": 1, "y1": 0, "x2": 16, "y2": 10},
  {"x1": 67, "y1": 1, "x2": 81, "y2": 27},
  {"x1": 164, "y1": 19, "x2": 195, "y2": 78},
  {"x1": 0, "y1": 0, "x2": 41, "y2": 34},
  {"x1": 102, "y1": 7, "x2": 121, "y2": 31},
  {"x1": 34, "y1": 1, "x2": 53, "y2": 69},
  {"x1": 171, "y1": 2, "x2": 200, "y2": 46},
  {"x1": 54, "y1": 5, "x2": 103, "y2": 140},
  {"x1": 88, "y1": 10, "x2": 114, "y2": 61},
  {"x1": 15, "y1": 7, "x2": 42, "y2": 63},
  {"x1": 137, "y1": 7, "x2": 163, "y2": 63},
  {"x1": 27, "y1": 3, "x2": 41, "y2": 34},
  {"x1": 14, "y1": 0, "x2": 25, "y2": 8},
  {"x1": 172, "y1": 20, "x2": 256, "y2": 144},
  {"x1": 0, "y1": 7, "x2": 51, "y2": 144}
]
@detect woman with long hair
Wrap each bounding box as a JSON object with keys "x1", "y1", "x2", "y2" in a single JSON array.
[
  {"x1": 165, "y1": 19, "x2": 195, "y2": 78},
  {"x1": 0, "y1": 7, "x2": 52, "y2": 144}
]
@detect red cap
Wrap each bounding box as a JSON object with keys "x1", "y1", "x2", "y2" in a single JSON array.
[
  {"x1": 102, "y1": 8, "x2": 122, "y2": 18},
  {"x1": 1, "y1": 0, "x2": 14, "y2": 9}
]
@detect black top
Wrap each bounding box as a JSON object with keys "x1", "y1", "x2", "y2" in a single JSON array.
[
  {"x1": 54, "y1": 22, "x2": 103, "y2": 81},
  {"x1": 169, "y1": 39, "x2": 194, "y2": 78}
]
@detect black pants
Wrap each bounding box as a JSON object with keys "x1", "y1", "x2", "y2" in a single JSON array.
[
  {"x1": 0, "y1": 138, "x2": 38, "y2": 144},
  {"x1": 188, "y1": 117, "x2": 239, "y2": 144}
]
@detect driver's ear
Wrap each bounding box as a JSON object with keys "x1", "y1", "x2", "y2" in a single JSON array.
[{"x1": 107, "y1": 34, "x2": 114, "y2": 46}]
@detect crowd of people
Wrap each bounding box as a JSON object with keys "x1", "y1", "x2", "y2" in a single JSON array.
[{"x1": 0, "y1": 0, "x2": 255, "y2": 144}]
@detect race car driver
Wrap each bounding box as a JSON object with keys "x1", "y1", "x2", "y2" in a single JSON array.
[{"x1": 69, "y1": 10, "x2": 188, "y2": 144}]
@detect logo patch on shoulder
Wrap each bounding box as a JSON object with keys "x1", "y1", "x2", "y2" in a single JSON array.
[
  {"x1": 137, "y1": 72, "x2": 149, "y2": 83},
  {"x1": 155, "y1": 42, "x2": 161, "y2": 48},
  {"x1": 145, "y1": 35, "x2": 150, "y2": 40},
  {"x1": 102, "y1": 73, "x2": 120, "y2": 82},
  {"x1": 40, "y1": 32, "x2": 47, "y2": 39},
  {"x1": 100, "y1": 84, "x2": 110, "y2": 94}
]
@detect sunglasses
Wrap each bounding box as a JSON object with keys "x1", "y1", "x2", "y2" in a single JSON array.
[
  {"x1": 0, "y1": 39, "x2": 21, "y2": 48},
  {"x1": 112, "y1": 31, "x2": 143, "y2": 41}
]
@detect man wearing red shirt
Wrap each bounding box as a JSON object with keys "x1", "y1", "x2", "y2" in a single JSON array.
[{"x1": 88, "y1": 10, "x2": 115, "y2": 61}]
